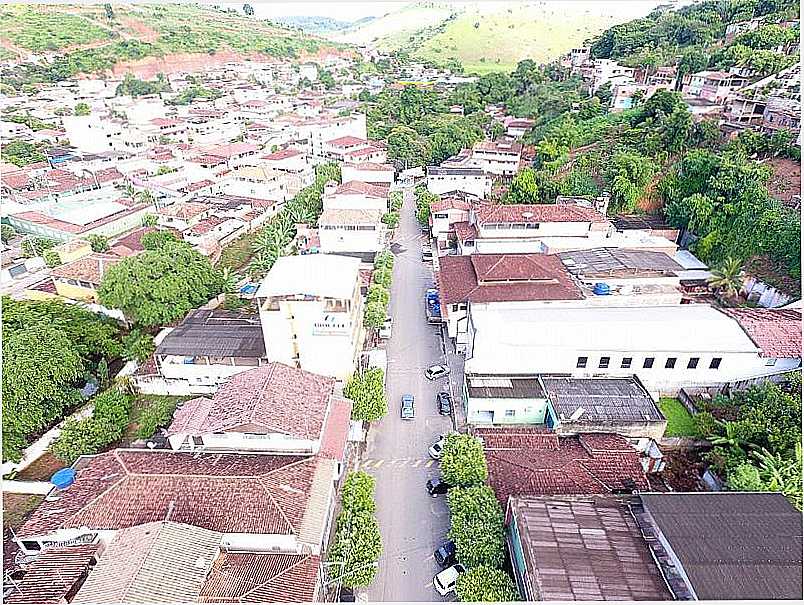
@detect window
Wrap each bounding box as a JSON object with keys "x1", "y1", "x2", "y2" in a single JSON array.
[
  {"x1": 576, "y1": 356, "x2": 588, "y2": 369},
  {"x1": 709, "y1": 357, "x2": 722, "y2": 369},
  {"x1": 621, "y1": 357, "x2": 632, "y2": 369},
  {"x1": 504, "y1": 410, "x2": 516, "y2": 418},
  {"x1": 643, "y1": 357, "x2": 655, "y2": 369},
  {"x1": 765, "y1": 358, "x2": 777, "y2": 366},
  {"x1": 599, "y1": 356, "x2": 610, "y2": 369},
  {"x1": 687, "y1": 357, "x2": 700, "y2": 369},
  {"x1": 21, "y1": 540, "x2": 39, "y2": 552},
  {"x1": 665, "y1": 358, "x2": 677, "y2": 369}
]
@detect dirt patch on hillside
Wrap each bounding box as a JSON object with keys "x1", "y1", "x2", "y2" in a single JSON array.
[
  {"x1": 765, "y1": 157, "x2": 801, "y2": 205},
  {"x1": 117, "y1": 16, "x2": 159, "y2": 43},
  {"x1": 109, "y1": 50, "x2": 277, "y2": 78}
]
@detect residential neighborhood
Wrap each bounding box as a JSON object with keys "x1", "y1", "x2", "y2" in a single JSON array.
[{"x1": 1, "y1": 2, "x2": 802, "y2": 604}]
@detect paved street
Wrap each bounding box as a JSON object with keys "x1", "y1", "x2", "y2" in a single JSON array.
[{"x1": 362, "y1": 185, "x2": 457, "y2": 602}]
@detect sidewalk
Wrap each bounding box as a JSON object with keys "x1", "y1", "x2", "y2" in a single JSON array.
[{"x1": 440, "y1": 324, "x2": 467, "y2": 431}]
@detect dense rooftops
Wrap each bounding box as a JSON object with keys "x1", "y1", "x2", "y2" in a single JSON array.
[{"x1": 473, "y1": 203, "x2": 608, "y2": 224}]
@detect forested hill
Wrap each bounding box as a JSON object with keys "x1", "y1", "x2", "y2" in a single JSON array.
[
  {"x1": 0, "y1": 3, "x2": 349, "y2": 85},
  {"x1": 589, "y1": 0, "x2": 800, "y2": 78}
]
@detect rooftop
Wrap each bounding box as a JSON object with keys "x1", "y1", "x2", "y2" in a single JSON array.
[
  {"x1": 50, "y1": 253, "x2": 120, "y2": 285},
  {"x1": 155, "y1": 309, "x2": 265, "y2": 358},
  {"x1": 261, "y1": 147, "x2": 302, "y2": 161},
  {"x1": 158, "y1": 201, "x2": 210, "y2": 220},
  {"x1": 466, "y1": 375, "x2": 545, "y2": 399},
  {"x1": 319, "y1": 208, "x2": 384, "y2": 225},
  {"x1": 256, "y1": 254, "x2": 360, "y2": 300},
  {"x1": 19, "y1": 449, "x2": 334, "y2": 543},
  {"x1": 541, "y1": 376, "x2": 665, "y2": 424},
  {"x1": 474, "y1": 204, "x2": 608, "y2": 225},
  {"x1": 167, "y1": 362, "x2": 337, "y2": 442},
  {"x1": 508, "y1": 495, "x2": 672, "y2": 601},
  {"x1": 639, "y1": 492, "x2": 803, "y2": 601},
  {"x1": 558, "y1": 247, "x2": 683, "y2": 277},
  {"x1": 5, "y1": 544, "x2": 99, "y2": 604},
  {"x1": 333, "y1": 180, "x2": 389, "y2": 198},
  {"x1": 325, "y1": 135, "x2": 367, "y2": 148},
  {"x1": 721, "y1": 308, "x2": 802, "y2": 359},
  {"x1": 437, "y1": 254, "x2": 584, "y2": 305},
  {"x1": 475, "y1": 427, "x2": 649, "y2": 505}
]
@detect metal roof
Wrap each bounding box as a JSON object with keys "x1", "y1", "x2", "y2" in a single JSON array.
[
  {"x1": 558, "y1": 247, "x2": 682, "y2": 277},
  {"x1": 155, "y1": 310, "x2": 265, "y2": 358},
  {"x1": 466, "y1": 376, "x2": 545, "y2": 399},
  {"x1": 541, "y1": 376, "x2": 665, "y2": 423}
]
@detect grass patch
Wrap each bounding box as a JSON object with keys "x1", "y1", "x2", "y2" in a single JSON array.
[
  {"x1": 122, "y1": 394, "x2": 186, "y2": 444},
  {"x1": 217, "y1": 231, "x2": 254, "y2": 273},
  {"x1": 658, "y1": 398, "x2": 698, "y2": 437},
  {"x1": 3, "y1": 494, "x2": 43, "y2": 531}
]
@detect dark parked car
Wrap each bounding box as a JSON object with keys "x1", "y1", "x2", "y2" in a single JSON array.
[
  {"x1": 437, "y1": 391, "x2": 452, "y2": 415},
  {"x1": 426, "y1": 476, "x2": 451, "y2": 496},
  {"x1": 434, "y1": 540, "x2": 457, "y2": 567}
]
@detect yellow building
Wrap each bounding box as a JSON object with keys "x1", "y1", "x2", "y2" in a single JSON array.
[
  {"x1": 52, "y1": 238, "x2": 92, "y2": 264},
  {"x1": 49, "y1": 253, "x2": 120, "y2": 303}
]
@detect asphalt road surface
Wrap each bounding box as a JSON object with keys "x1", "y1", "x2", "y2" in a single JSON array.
[{"x1": 362, "y1": 185, "x2": 456, "y2": 602}]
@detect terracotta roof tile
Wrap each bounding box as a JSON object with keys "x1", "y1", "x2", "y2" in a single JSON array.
[
  {"x1": 262, "y1": 148, "x2": 302, "y2": 161},
  {"x1": 721, "y1": 308, "x2": 802, "y2": 358},
  {"x1": 326, "y1": 135, "x2": 366, "y2": 147},
  {"x1": 158, "y1": 201, "x2": 209, "y2": 219},
  {"x1": 474, "y1": 427, "x2": 649, "y2": 505},
  {"x1": 50, "y1": 253, "x2": 120, "y2": 284},
  {"x1": 475, "y1": 204, "x2": 608, "y2": 224},
  {"x1": 5, "y1": 544, "x2": 99, "y2": 604},
  {"x1": 453, "y1": 221, "x2": 478, "y2": 243},
  {"x1": 319, "y1": 398, "x2": 352, "y2": 461},
  {"x1": 334, "y1": 180, "x2": 389, "y2": 198}
]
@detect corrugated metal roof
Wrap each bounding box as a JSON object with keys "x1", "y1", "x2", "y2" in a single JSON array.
[
  {"x1": 73, "y1": 522, "x2": 222, "y2": 603},
  {"x1": 541, "y1": 376, "x2": 664, "y2": 423},
  {"x1": 156, "y1": 310, "x2": 265, "y2": 358}
]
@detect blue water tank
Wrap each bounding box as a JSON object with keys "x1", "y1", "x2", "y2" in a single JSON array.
[
  {"x1": 51, "y1": 468, "x2": 76, "y2": 489},
  {"x1": 593, "y1": 282, "x2": 611, "y2": 296}
]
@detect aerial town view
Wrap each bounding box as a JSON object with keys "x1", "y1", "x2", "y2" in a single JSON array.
[{"x1": 1, "y1": 0, "x2": 802, "y2": 603}]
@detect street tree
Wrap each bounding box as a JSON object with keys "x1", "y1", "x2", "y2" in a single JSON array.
[
  {"x1": 441, "y1": 434, "x2": 488, "y2": 487},
  {"x1": 447, "y1": 485, "x2": 506, "y2": 569},
  {"x1": 456, "y1": 566, "x2": 520, "y2": 602},
  {"x1": 364, "y1": 301, "x2": 386, "y2": 329},
  {"x1": 343, "y1": 368, "x2": 387, "y2": 422}
]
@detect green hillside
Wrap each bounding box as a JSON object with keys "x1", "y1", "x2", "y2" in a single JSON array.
[
  {"x1": 333, "y1": 1, "x2": 663, "y2": 74},
  {"x1": 1, "y1": 4, "x2": 347, "y2": 81}
]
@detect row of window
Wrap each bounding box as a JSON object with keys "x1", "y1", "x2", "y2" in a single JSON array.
[
  {"x1": 576, "y1": 355, "x2": 724, "y2": 370},
  {"x1": 320, "y1": 225, "x2": 377, "y2": 231},
  {"x1": 482, "y1": 223, "x2": 541, "y2": 230}
]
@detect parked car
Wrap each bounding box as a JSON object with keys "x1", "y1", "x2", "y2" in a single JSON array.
[
  {"x1": 437, "y1": 391, "x2": 452, "y2": 415},
  {"x1": 429, "y1": 434, "x2": 447, "y2": 459},
  {"x1": 425, "y1": 364, "x2": 450, "y2": 380},
  {"x1": 378, "y1": 317, "x2": 392, "y2": 339},
  {"x1": 434, "y1": 540, "x2": 457, "y2": 568},
  {"x1": 433, "y1": 563, "x2": 466, "y2": 596},
  {"x1": 426, "y1": 476, "x2": 451, "y2": 496},
  {"x1": 401, "y1": 394, "x2": 415, "y2": 420},
  {"x1": 422, "y1": 245, "x2": 433, "y2": 262}
]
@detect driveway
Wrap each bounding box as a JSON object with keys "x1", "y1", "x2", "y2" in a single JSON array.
[{"x1": 361, "y1": 186, "x2": 457, "y2": 602}]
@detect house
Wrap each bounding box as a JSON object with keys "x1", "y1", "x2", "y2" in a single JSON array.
[
  {"x1": 426, "y1": 165, "x2": 492, "y2": 199},
  {"x1": 51, "y1": 238, "x2": 92, "y2": 264},
  {"x1": 505, "y1": 118, "x2": 534, "y2": 139},
  {"x1": 590, "y1": 59, "x2": 635, "y2": 92},
  {"x1": 632, "y1": 492, "x2": 803, "y2": 601},
  {"x1": 321, "y1": 135, "x2": 372, "y2": 162},
  {"x1": 342, "y1": 162, "x2": 395, "y2": 187},
  {"x1": 322, "y1": 180, "x2": 389, "y2": 213},
  {"x1": 318, "y1": 208, "x2": 386, "y2": 258},
  {"x1": 156, "y1": 200, "x2": 210, "y2": 232},
  {"x1": 49, "y1": 253, "x2": 120, "y2": 303},
  {"x1": 470, "y1": 137, "x2": 523, "y2": 175},
  {"x1": 256, "y1": 254, "x2": 363, "y2": 380},
  {"x1": 140, "y1": 309, "x2": 268, "y2": 395},
  {"x1": 221, "y1": 165, "x2": 288, "y2": 204},
  {"x1": 429, "y1": 196, "x2": 473, "y2": 251},
  {"x1": 465, "y1": 305, "x2": 802, "y2": 394},
  {"x1": 475, "y1": 428, "x2": 650, "y2": 505},
  {"x1": 684, "y1": 71, "x2": 749, "y2": 103},
  {"x1": 506, "y1": 495, "x2": 672, "y2": 601},
  {"x1": 459, "y1": 204, "x2": 613, "y2": 255},
  {"x1": 4, "y1": 544, "x2": 101, "y2": 604},
  {"x1": 166, "y1": 363, "x2": 352, "y2": 465}
]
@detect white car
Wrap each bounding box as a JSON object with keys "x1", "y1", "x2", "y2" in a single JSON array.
[
  {"x1": 433, "y1": 563, "x2": 466, "y2": 596},
  {"x1": 378, "y1": 317, "x2": 392, "y2": 339},
  {"x1": 429, "y1": 434, "x2": 447, "y2": 459},
  {"x1": 425, "y1": 364, "x2": 450, "y2": 380}
]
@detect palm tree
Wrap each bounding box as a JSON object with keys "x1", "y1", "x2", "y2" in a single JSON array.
[
  {"x1": 247, "y1": 252, "x2": 276, "y2": 280},
  {"x1": 708, "y1": 256, "x2": 744, "y2": 302},
  {"x1": 709, "y1": 420, "x2": 757, "y2": 451}
]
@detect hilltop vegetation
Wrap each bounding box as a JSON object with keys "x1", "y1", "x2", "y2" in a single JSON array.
[
  {"x1": 1, "y1": 3, "x2": 346, "y2": 85},
  {"x1": 333, "y1": 1, "x2": 660, "y2": 74}
]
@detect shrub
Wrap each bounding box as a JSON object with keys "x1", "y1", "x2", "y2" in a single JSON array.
[
  {"x1": 382, "y1": 211, "x2": 400, "y2": 228},
  {"x1": 136, "y1": 397, "x2": 178, "y2": 439},
  {"x1": 122, "y1": 329, "x2": 155, "y2": 362},
  {"x1": 364, "y1": 301, "x2": 386, "y2": 328},
  {"x1": 43, "y1": 249, "x2": 61, "y2": 268},
  {"x1": 372, "y1": 268, "x2": 392, "y2": 288},
  {"x1": 366, "y1": 284, "x2": 390, "y2": 308},
  {"x1": 456, "y1": 566, "x2": 520, "y2": 602}
]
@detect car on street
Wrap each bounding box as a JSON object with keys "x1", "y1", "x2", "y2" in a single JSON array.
[
  {"x1": 434, "y1": 540, "x2": 457, "y2": 568},
  {"x1": 437, "y1": 391, "x2": 452, "y2": 415},
  {"x1": 378, "y1": 317, "x2": 392, "y2": 339},
  {"x1": 422, "y1": 244, "x2": 433, "y2": 262},
  {"x1": 401, "y1": 394, "x2": 415, "y2": 420},
  {"x1": 425, "y1": 364, "x2": 450, "y2": 380},
  {"x1": 433, "y1": 563, "x2": 466, "y2": 596},
  {"x1": 426, "y1": 476, "x2": 451, "y2": 496},
  {"x1": 428, "y1": 433, "x2": 447, "y2": 459}
]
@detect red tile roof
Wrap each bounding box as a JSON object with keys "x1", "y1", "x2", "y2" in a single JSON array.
[
  {"x1": 453, "y1": 221, "x2": 478, "y2": 243},
  {"x1": 199, "y1": 553, "x2": 320, "y2": 603},
  {"x1": 261, "y1": 148, "x2": 302, "y2": 161},
  {"x1": 5, "y1": 544, "x2": 99, "y2": 604},
  {"x1": 334, "y1": 180, "x2": 389, "y2": 198},
  {"x1": 437, "y1": 254, "x2": 584, "y2": 304},
  {"x1": 167, "y1": 363, "x2": 335, "y2": 441},
  {"x1": 326, "y1": 135, "x2": 367, "y2": 148},
  {"x1": 19, "y1": 450, "x2": 321, "y2": 538},
  {"x1": 319, "y1": 398, "x2": 352, "y2": 461},
  {"x1": 474, "y1": 428, "x2": 649, "y2": 505},
  {"x1": 109, "y1": 227, "x2": 156, "y2": 256},
  {"x1": 187, "y1": 179, "x2": 214, "y2": 192},
  {"x1": 188, "y1": 215, "x2": 226, "y2": 235},
  {"x1": 344, "y1": 162, "x2": 393, "y2": 172},
  {"x1": 50, "y1": 253, "x2": 120, "y2": 284},
  {"x1": 345, "y1": 146, "x2": 382, "y2": 158},
  {"x1": 721, "y1": 308, "x2": 802, "y2": 358},
  {"x1": 158, "y1": 201, "x2": 209, "y2": 219},
  {"x1": 431, "y1": 197, "x2": 472, "y2": 212},
  {"x1": 150, "y1": 117, "x2": 183, "y2": 127},
  {"x1": 475, "y1": 203, "x2": 607, "y2": 224},
  {"x1": 203, "y1": 142, "x2": 258, "y2": 159}
]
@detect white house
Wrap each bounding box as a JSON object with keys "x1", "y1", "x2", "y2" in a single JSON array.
[
  {"x1": 591, "y1": 59, "x2": 635, "y2": 92},
  {"x1": 470, "y1": 138, "x2": 522, "y2": 176},
  {"x1": 426, "y1": 166, "x2": 492, "y2": 199},
  {"x1": 465, "y1": 305, "x2": 802, "y2": 394},
  {"x1": 430, "y1": 196, "x2": 473, "y2": 250},
  {"x1": 318, "y1": 208, "x2": 386, "y2": 257},
  {"x1": 165, "y1": 362, "x2": 352, "y2": 463},
  {"x1": 156, "y1": 200, "x2": 210, "y2": 232},
  {"x1": 256, "y1": 254, "x2": 364, "y2": 380},
  {"x1": 322, "y1": 180, "x2": 389, "y2": 213},
  {"x1": 342, "y1": 162, "x2": 395, "y2": 186}
]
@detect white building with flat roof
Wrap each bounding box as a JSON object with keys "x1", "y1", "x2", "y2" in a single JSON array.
[
  {"x1": 465, "y1": 305, "x2": 801, "y2": 394},
  {"x1": 256, "y1": 255, "x2": 364, "y2": 380}
]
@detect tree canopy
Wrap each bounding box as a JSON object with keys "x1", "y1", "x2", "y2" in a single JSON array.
[
  {"x1": 343, "y1": 368, "x2": 388, "y2": 422},
  {"x1": 456, "y1": 566, "x2": 520, "y2": 602},
  {"x1": 447, "y1": 485, "x2": 506, "y2": 568},
  {"x1": 441, "y1": 434, "x2": 488, "y2": 487}
]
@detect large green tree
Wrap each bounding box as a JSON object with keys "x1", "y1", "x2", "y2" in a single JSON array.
[
  {"x1": 98, "y1": 241, "x2": 224, "y2": 327},
  {"x1": 447, "y1": 485, "x2": 506, "y2": 569},
  {"x1": 344, "y1": 368, "x2": 388, "y2": 422},
  {"x1": 441, "y1": 434, "x2": 488, "y2": 487},
  {"x1": 456, "y1": 567, "x2": 520, "y2": 602}
]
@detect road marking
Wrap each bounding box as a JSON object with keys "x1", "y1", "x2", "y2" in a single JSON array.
[
  {"x1": 359, "y1": 458, "x2": 438, "y2": 468},
  {"x1": 411, "y1": 459, "x2": 421, "y2": 468},
  {"x1": 373, "y1": 459, "x2": 384, "y2": 468}
]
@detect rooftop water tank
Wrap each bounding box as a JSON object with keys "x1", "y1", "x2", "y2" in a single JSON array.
[
  {"x1": 593, "y1": 282, "x2": 611, "y2": 296},
  {"x1": 51, "y1": 468, "x2": 76, "y2": 490}
]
